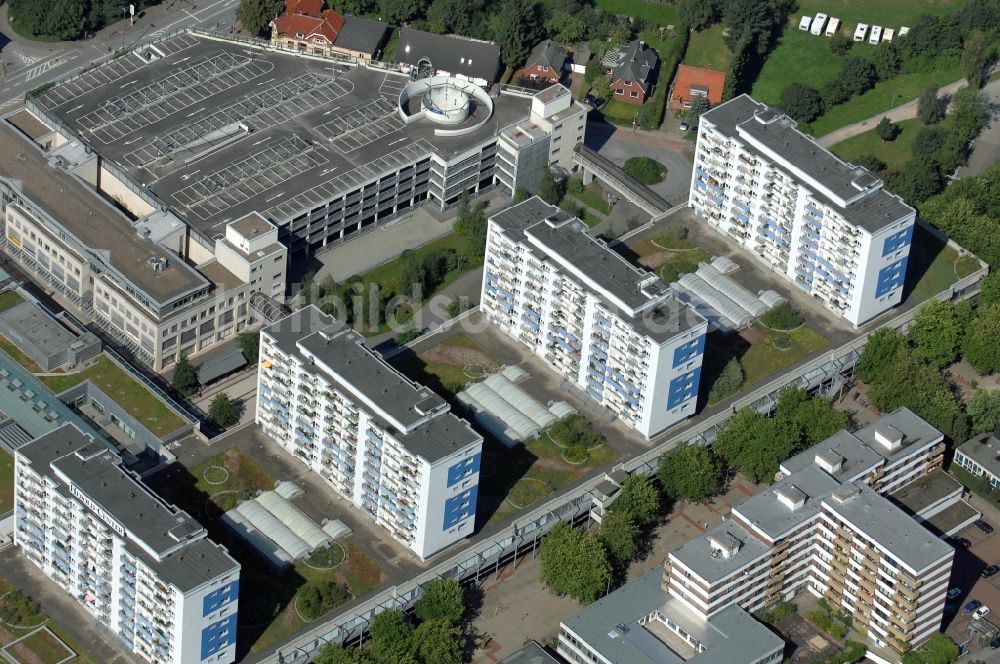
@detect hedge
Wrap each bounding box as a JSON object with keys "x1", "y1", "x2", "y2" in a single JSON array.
[{"x1": 639, "y1": 24, "x2": 689, "y2": 130}]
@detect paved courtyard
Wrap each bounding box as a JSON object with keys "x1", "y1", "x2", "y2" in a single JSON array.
[{"x1": 469, "y1": 475, "x2": 763, "y2": 662}]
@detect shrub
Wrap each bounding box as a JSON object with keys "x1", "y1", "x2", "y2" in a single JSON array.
[
  {"x1": 760, "y1": 302, "x2": 804, "y2": 330},
  {"x1": 549, "y1": 415, "x2": 604, "y2": 449},
  {"x1": 297, "y1": 579, "x2": 350, "y2": 620},
  {"x1": 758, "y1": 601, "x2": 796, "y2": 624},
  {"x1": 0, "y1": 590, "x2": 41, "y2": 626},
  {"x1": 567, "y1": 179, "x2": 585, "y2": 195},
  {"x1": 707, "y1": 357, "x2": 744, "y2": 405},
  {"x1": 624, "y1": 157, "x2": 667, "y2": 185},
  {"x1": 779, "y1": 83, "x2": 824, "y2": 123}
]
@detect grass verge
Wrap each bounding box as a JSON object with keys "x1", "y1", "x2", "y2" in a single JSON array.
[
  {"x1": 739, "y1": 323, "x2": 829, "y2": 387},
  {"x1": 0, "y1": 292, "x2": 24, "y2": 314},
  {"x1": 684, "y1": 25, "x2": 732, "y2": 72}
]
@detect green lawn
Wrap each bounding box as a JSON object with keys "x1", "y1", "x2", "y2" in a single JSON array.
[
  {"x1": 559, "y1": 201, "x2": 603, "y2": 227},
  {"x1": 793, "y1": 0, "x2": 967, "y2": 29},
  {"x1": 8, "y1": 629, "x2": 74, "y2": 664},
  {"x1": 830, "y1": 117, "x2": 924, "y2": 171},
  {"x1": 249, "y1": 539, "x2": 381, "y2": 653},
  {"x1": 483, "y1": 432, "x2": 618, "y2": 526},
  {"x1": 0, "y1": 577, "x2": 95, "y2": 664},
  {"x1": 0, "y1": 337, "x2": 42, "y2": 374},
  {"x1": 38, "y1": 355, "x2": 185, "y2": 436},
  {"x1": 570, "y1": 181, "x2": 612, "y2": 214},
  {"x1": 187, "y1": 448, "x2": 275, "y2": 515},
  {"x1": 594, "y1": 0, "x2": 678, "y2": 25},
  {"x1": 637, "y1": 29, "x2": 671, "y2": 59},
  {"x1": 0, "y1": 292, "x2": 24, "y2": 314},
  {"x1": 810, "y1": 62, "x2": 963, "y2": 136},
  {"x1": 752, "y1": 30, "x2": 869, "y2": 105},
  {"x1": 599, "y1": 98, "x2": 641, "y2": 125},
  {"x1": 0, "y1": 449, "x2": 13, "y2": 514},
  {"x1": 684, "y1": 25, "x2": 732, "y2": 72},
  {"x1": 904, "y1": 224, "x2": 968, "y2": 303},
  {"x1": 740, "y1": 324, "x2": 830, "y2": 387},
  {"x1": 656, "y1": 247, "x2": 711, "y2": 284}
]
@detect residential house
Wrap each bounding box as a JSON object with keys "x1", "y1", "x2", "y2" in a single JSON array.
[
  {"x1": 671, "y1": 64, "x2": 726, "y2": 113},
  {"x1": 269, "y1": 0, "x2": 387, "y2": 63},
  {"x1": 518, "y1": 39, "x2": 567, "y2": 87},
  {"x1": 603, "y1": 39, "x2": 659, "y2": 105}
]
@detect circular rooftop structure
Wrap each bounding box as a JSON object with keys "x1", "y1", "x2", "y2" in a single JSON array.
[{"x1": 398, "y1": 76, "x2": 494, "y2": 137}]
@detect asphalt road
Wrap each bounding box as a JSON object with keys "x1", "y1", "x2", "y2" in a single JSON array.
[{"x1": 0, "y1": 0, "x2": 240, "y2": 112}]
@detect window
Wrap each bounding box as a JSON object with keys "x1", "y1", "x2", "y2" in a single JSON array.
[
  {"x1": 630, "y1": 90, "x2": 639, "y2": 98},
  {"x1": 615, "y1": 89, "x2": 624, "y2": 96}
]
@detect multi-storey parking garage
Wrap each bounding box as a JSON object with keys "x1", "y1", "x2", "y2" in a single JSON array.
[{"x1": 25, "y1": 31, "x2": 583, "y2": 258}]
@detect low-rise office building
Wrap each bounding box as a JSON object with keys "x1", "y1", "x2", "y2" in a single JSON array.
[
  {"x1": 665, "y1": 409, "x2": 953, "y2": 656},
  {"x1": 256, "y1": 306, "x2": 483, "y2": 560},
  {"x1": 689, "y1": 95, "x2": 916, "y2": 326},
  {"x1": 480, "y1": 198, "x2": 708, "y2": 439},
  {"x1": 0, "y1": 115, "x2": 287, "y2": 370},
  {"x1": 14, "y1": 424, "x2": 240, "y2": 664},
  {"x1": 954, "y1": 427, "x2": 1000, "y2": 489}
]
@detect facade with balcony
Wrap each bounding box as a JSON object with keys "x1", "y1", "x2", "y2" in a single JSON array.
[
  {"x1": 689, "y1": 95, "x2": 916, "y2": 327},
  {"x1": 255, "y1": 306, "x2": 483, "y2": 560},
  {"x1": 14, "y1": 424, "x2": 240, "y2": 664},
  {"x1": 664, "y1": 410, "x2": 953, "y2": 656},
  {"x1": 481, "y1": 197, "x2": 708, "y2": 439}
]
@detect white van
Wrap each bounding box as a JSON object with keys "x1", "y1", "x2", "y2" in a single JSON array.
[
  {"x1": 799, "y1": 15, "x2": 812, "y2": 31},
  {"x1": 825, "y1": 18, "x2": 841, "y2": 37},
  {"x1": 854, "y1": 23, "x2": 868, "y2": 41},
  {"x1": 882, "y1": 28, "x2": 894, "y2": 41},
  {"x1": 869, "y1": 25, "x2": 883, "y2": 44},
  {"x1": 811, "y1": 13, "x2": 828, "y2": 36}
]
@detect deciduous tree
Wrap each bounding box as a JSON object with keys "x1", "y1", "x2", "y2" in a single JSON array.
[
  {"x1": 876, "y1": 117, "x2": 899, "y2": 142},
  {"x1": 657, "y1": 443, "x2": 721, "y2": 502},
  {"x1": 411, "y1": 620, "x2": 463, "y2": 664},
  {"x1": 968, "y1": 390, "x2": 1000, "y2": 435},
  {"x1": 598, "y1": 510, "x2": 640, "y2": 569},
  {"x1": 778, "y1": 83, "x2": 823, "y2": 123},
  {"x1": 917, "y1": 84, "x2": 943, "y2": 125},
  {"x1": 857, "y1": 328, "x2": 908, "y2": 383},
  {"x1": 236, "y1": 0, "x2": 284, "y2": 37},
  {"x1": 612, "y1": 475, "x2": 662, "y2": 527},
  {"x1": 172, "y1": 355, "x2": 200, "y2": 397},
  {"x1": 413, "y1": 579, "x2": 464, "y2": 625},
  {"x1": 208, "y1": 393, "x2": 239, "y2": 429},
  {"x1": 540, "y1": 523, "x2": 612, "y2": 603},
  {"x1": 910, "y1": 300, "x2": 962, "y2": 369}
]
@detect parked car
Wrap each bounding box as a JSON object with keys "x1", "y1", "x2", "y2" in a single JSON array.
[
  {"x1": 679, "y1": 119, "x2": 690, "y2": 132},
  {"x1": 949, "y1": 537, "x2": 972, "y2": 548},
  {"x1": 974, "y1": 605, "x2": 992, "y2": 621},
  {"x1": 977, "y1": 520, "x2": 995, "y2": 534},
  {"x1": 944, "y1": 603, "x2": 957, "y2": 616},
  {"x1": 965, "y1": 599, "x2": 982, "y2": 612},
  {"x1": 983, "y1": 565, "x2": 1000, "y2": 578},
  {"x1": 948, "y1": 587, "x2": 962, "y2": 599}
]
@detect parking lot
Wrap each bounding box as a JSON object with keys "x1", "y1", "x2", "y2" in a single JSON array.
[{"x1": 945, "y1": 499, "x2": 1000, "y2": 650}]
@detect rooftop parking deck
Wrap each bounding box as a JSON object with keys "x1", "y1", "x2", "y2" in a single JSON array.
[{"x1": 34, "y1": 33, "x2": 531, "y2": 240}]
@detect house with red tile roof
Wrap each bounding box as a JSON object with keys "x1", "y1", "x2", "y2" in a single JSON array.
[
  {"x1": 670, "y1": 64, "x2": 726, "y2": 113},
  {"x1": 269, "y1": 0, "x2": 387, "y2": 63}
]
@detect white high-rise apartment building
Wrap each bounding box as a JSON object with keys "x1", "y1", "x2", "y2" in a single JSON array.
[
  {"x1": 665, "y1": 409, "x2": 952, "y2": 657},
  {"x1": 689, "y1": 95, "x2": 916, "y2": 326},
  {"x1": 480, "y1": 197, "x2": 708, "y2": 439},
  {"x1": 256, "y1": 306, "x2": 483, "y2": 560},
  {"x1": 14, "y1": 424, "x2": 241, "y2": 664}
]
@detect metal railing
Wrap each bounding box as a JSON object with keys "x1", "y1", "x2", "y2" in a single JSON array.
[{"x1": 257, "y1": 258, "x2": 987, "y2": 664}]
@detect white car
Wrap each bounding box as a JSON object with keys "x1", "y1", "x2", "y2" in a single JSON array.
[
  {"x1": 974, "y1": 605, "x2": 992, "y2": 621},
  {"x1": 854, "y1": 23, "x2": 869, "y2": 41},
  {"x1": 947, "y1": 587, "x2": 962, "y2": 600}
]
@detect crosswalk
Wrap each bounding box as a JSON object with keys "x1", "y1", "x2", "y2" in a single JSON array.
[
  {"x1": 17, "y1": 53, "x2": 42, "y2": 66},
  {"x1": 24, "y1": 60, "x2": 59, "y2": 82}
]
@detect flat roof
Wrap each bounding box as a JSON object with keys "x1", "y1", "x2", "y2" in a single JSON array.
[
  {"x1": 562, "y1": 569, "x2": 783, "y2": 664},
  {"x1": 889, "y1": 469, "x2": 962, "y2": 517},
  {"x1": 701, "y1": 94, "x2": 913, "y2": 232},
  {"x1": 265, "y1": 307, "x2": 480, "y2": 462},
  {"x1": 781, "y1": 407, "x2": 943, "y2": 481},
  {"x1": 0, "y1": 122, "x2": 207, "y2": 305},
  {"x1": 825, "y1": 481, "x2": 952, "y2": 573},
  {"x1": 669, "y1": 519, "x2": 771, "y2": 584},
  {"x1": 733, "y1": 464, "x2": 842, "y2": 542},
  {"x1": 956, "y1": 432, "x2": 1000, "y2": 478},
  {"x1": 337, "y1": 15, "x2": 388, "y2": 53},
  {"x1": 36, "y1": 33, "x2": 531, "y2": 240},
  {"x1": 19, "y1": 425, "x2": 238, "y2": 591},
  {"x1": 0, "y1": 301, "x2": 93, "y2": 355},
  {"x1": 490, "y1": 197, "x2": 704, "y2": 340}
]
